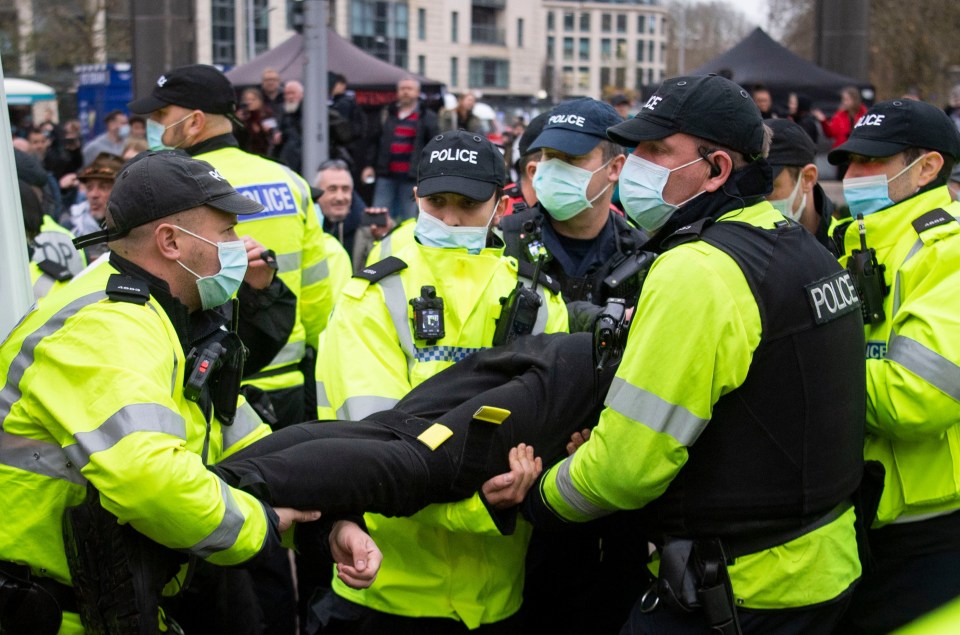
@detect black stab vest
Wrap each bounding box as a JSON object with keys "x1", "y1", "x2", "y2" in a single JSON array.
[{"x1": 641, "y1": 219, "x2": 866, "y2": 541}]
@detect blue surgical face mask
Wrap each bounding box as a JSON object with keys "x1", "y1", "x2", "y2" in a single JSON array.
[
  {"x1": 770, "y1": 175, "x2": 807, "y2": 222},
  {"x1": 118, "y1": 124, "x2": 131, "y2": 139},
  {"x1": 414, "y1": 199, "x2": 498, "y2": 254},
  {"x1": 618, "y1": 154, "x2": 705, "y2": 232},
  {"x1": 174, "y1": 226, "x2": 248, "y2": 310},
  {"x1": 146, "y1": 113, "x2": 195, "y2": 151},
  {"x1": 842, "y1": 154, "x2": 925, "y2": 217},
  {"x1": 533, "y1": 157, "x2": 614, "y2": 221}
]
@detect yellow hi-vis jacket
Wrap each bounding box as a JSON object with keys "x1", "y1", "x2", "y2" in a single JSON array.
[
  {"x1": 196, "y1": 144, "x2": 351, "y2": 394},
  {"x1": 540, "y1": 202, "x2": 861, "y2": 610},
  {"x1": 319, "y1": 238, "x2": 568, "y2": 628},
  {"x1": 836, "y1": 187, "x2": 960, "y2": 526},
  {"x1": 0, "y1": 256, "x2": 276, "y2": 634}
]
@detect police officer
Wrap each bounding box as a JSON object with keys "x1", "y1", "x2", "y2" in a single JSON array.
[
  {"x1": 129, "y1": 64, "x2": 352, "y2": 429},
  {"x1": 524, "y1": 75, "x2": 867, "y2": 634},
  {"x1": 0, "y1": 152, "x2": 377, "y2": 635},
  {"x1": 313, "y1": 130, "x2": 568, "y2": 632},
  {"x1": 765, "y1": 118, "x2": 838, "y2": 252},
  {"x1": 503, "y1": 110, "x2": 550, "y2": 214},
  {"x1": 500, "y1": 98, "x2": 647, "y2": 309},
  {"x1": 826, "y1": 99, "x2": 960, "y2": 634}
]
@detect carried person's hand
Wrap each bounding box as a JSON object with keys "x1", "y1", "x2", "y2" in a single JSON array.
[
  {"x1": 566, "y1": 428, "x2": 592, "y2": 456},
  {"x1": 274, "y1": 507, "x2": 322, "y2": 533},
  {"x1": 481, "y1": 443, "x2": 543, "y2": 509},
  {"x1": 329, "y1": 520, "x2": 383, "y2": 589}
]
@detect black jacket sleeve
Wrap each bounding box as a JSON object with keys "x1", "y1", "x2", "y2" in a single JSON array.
[{"x1": 236, "y1": 276, "x2": 298, "y2": 376}]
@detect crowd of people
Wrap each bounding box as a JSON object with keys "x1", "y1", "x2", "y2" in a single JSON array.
[{"x1": 4, "y1": 61, "x2": 960, "y2": 635}]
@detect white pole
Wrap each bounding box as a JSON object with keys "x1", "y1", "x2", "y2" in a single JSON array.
[
  {"x1": 0, "y1": 56, "x2": 37, "y2": 339},
  {"x1": 302, "y1": 0, "x2": 329, "y2": 181}
]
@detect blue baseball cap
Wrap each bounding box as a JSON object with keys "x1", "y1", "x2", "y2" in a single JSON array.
[{"x1": 528, "y1": 98, "x2": 623, "y2": 156}]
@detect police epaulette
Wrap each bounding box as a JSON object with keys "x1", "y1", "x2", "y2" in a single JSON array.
[
  {"x1": 516, "y1": 259, "x2": 561, "y2": 294},
  {"x1": 660, "y1": 218, "x2": 715, "y2": 250},
  {"x1": 37, "y1": 259, "x2": 72, "y2": 282},
  {"x1": 354, "y1": 256, "x2": 408, "y2": 284},
  {"x1": 105, "y1": 274, "x2": 151, "y2": 305}
]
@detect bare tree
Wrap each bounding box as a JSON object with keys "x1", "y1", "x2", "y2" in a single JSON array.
[{"x1": 664, "y1": 1, "x2": 756, "y2": 77}]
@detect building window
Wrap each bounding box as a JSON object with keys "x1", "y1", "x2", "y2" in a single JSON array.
[
  {"x1": 211, "y1": 0, "x2": 236, "y2": 65},
  {"x1": 579, "y1": 38, "x2": 590, "y2": 62},
  {"x1": 547, "y1": 36, "x2": 555, "y2": 61},
  {"x1": 660, "y1": 42, "x2": 666, "y2": 64},
  {"x1": 601, "y1": 67, "x2": 611, "y2": 89},
  {"x1": 648, "y1": 40, "x2": 655, "y2": 64},
  {"x1": 418, "y1": 8, "x2": 426, "y2": 40},
  {"x1": 616, "y1": 14, "x2": 626, "y2": 34},
  {"x1": 472, "y1": 7, "x2": 505, "y2": 46},
  {"x1": 451, "y1": 56, "x2": 458, "y2": 87},
  {"x1": 518, "y1": 18, "x2": 524, "y2": 48},
  {"x1": 616, "y1": 38, "x2": 627, "y2": 61},
  {"x1": 638, "y1": 15, "x2": 645, "y2": 33},
  {"x1": 636, "y1": 67, "x2": 645, "y2": 92},
  {"x1": 351, "y1": 0, "x2": 409, "y2": 68},
  {"x1": 452, "y1": 11, "x2": 458, "y2": 42},
  {"x1": 601, "y1": 38, "x2": 612, "y2": 62},
  {"x1": 252, "y1": 0, "x2": 269, "y2": 56},
  {"x1": 564, "y1": 12, "x2": 575, "y2": 31},
  {"x1": 563, "y1": 37, "x2": 574, "y2": 61},
  {"x1": 578, "y1": 66, "x2": 590, "y2": 92},
  {"x1": 615, "y1": 67, "x2": 626, "y2": 89},
  {"x1": 601, "y1": 13, "x2": 611, "y2": 33},
  {"x1": 547, "y1": 11, "x2": 554, "y2": 32},
  {"x1": 418, "y1": 55, "x2": 425, "y2": 75},
  {"x1": 562, "y1": 66, "x2": 574, "y2": 93},
  {"x1": 579, "y1": 12, "x2": 590, "y2": 32},
  {"x1": 469, "y1": 58, "x2": 509, "y2": 89}
]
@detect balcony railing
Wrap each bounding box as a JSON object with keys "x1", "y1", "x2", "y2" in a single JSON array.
[
  {"x1": 472, "y1": 0, "x2": 506, "y2": 9},
  {"x1": 471, "y1": 25, "x2": 505, "y2": 45}
]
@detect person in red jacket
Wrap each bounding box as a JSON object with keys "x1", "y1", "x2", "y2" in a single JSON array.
[{"x1": 813, "y1": 86, "x2": 868, "y2": 177}]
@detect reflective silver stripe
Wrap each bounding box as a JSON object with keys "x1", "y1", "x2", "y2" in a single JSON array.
[
  {"x1": 892, "y1": 238, "x2": 923, "y2": 319},
  {"x1": 63, "y1": 403, "x2": 187, "y2": 470},
  {"x1": 379, "y1": 274, "x2": 416, "y2": 373},
  {"x1": 604, "y1": 377, "x2": 709, "y2": 446},
  {"x1": 32, "y1": 275, "x2": 55, "y2": 299},
  {"x1": 277, "y1": 164, "x2": 311, "y2": 209},
  {"x1": 553, "y1": 457, "x2": 611, "y2": 520},
  {"x1": 886, "y1": 334, "x2": 960, "y2": 401},
  {"x1": 316, "y1": 382, "x2": 331, "y2": 409},
  {"x1": 0, "y1": 291, "x2": 107, "y2": 427},
  {"x1": 337, "y1": 395, "x2": 399, "y2": 420},
  {"x1": 0, "y1": 431, "x2": 86, "y2": 485},
  {"x1": 275, "y1": 252, "x2": 303, "y2": 273},
  {"x1": 268, "y1": 341, "x2": 306, "y2": 368},
  {"x1": 379, "y1": 233, "x2": 394, "y2": 258},
  {"x1": 532, "y1": 287, "x2": 549, "y2": 335},
  {"x1": 302, "y1": 258, "x2": 330, "y2": 286},
  {"x1": 889, "y1": 509, "x2": 959, "y2": 524},
  {"x1": 223, "y1": 402, "x2": 263, "y2": 454},
  {"x1": 190, "y1": 479, "x2": 245, "y2": 558}
]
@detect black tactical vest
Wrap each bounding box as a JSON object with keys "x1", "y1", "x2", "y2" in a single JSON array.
[{"x1": 641, "y1": 219, "x2": 866, "y2": 541}]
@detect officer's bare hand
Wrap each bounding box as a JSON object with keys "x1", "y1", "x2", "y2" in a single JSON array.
[
  {"x1": 566, "y1": 428, "x2": 592, "y2": 456},
  {"x1": 275, "y1": 508, "x2": 322, "y2": 533},
  {"x1": 329, "y1": 520, "x2": 383, "y2": 589},
  {"x1": 482, "y1": 443, "x2": 543, "y2": 510},
  {"x1": 241, "y1": 236, "x2": 276, "y2": 290}
]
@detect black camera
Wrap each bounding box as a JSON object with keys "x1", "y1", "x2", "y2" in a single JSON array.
[
  {"x1": 410, "y1": 286, "x2": 445, "y2": 343},
  {"x1": 594, "y1": 298, "x2": 628, "y2": 371}
]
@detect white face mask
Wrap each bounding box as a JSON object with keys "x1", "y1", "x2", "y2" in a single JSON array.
[
  {"x1": 532, "y1": 157, "x2": 614, "y2": 221},
  {"x1": 414, "y1": 198, "x2": 499, "y2": 254},
  {"x1": 770, "y1": 175, "x2": 807, "y2": 222}
]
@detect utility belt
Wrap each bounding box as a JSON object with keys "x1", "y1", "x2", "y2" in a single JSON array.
[
  {"x1": 645, "y1": 502, "x2": 852, "y2": 634},
  {"x1": 0, "y1": 560, "x2": 74, "y2": 635}
]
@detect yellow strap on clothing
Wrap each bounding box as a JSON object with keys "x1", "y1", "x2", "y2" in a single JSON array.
[
  {"x1": 472, "y1": 406, "x2": 511, "y2": 425},
  {"x1": 417, "y1": 423, "x2": 454, "y2": 450}
]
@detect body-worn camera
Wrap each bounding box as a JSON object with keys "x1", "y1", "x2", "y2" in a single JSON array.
[
  {"x1": 603, "y1": 250, "x2": 657, "y2": 307},
  {"x1": 594, "y1": 298, "x2": 628, "y2": 371},
  {"x1": 847, "y1": 215, "x2": 887, "y2": 324},
  {"x1": 411, "y1": 285, "x2": 445, "y2": 343}
]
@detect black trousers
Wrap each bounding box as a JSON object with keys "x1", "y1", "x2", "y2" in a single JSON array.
[{"x1": 215, "y1": 332, "x2": 614, "y2": 518}]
